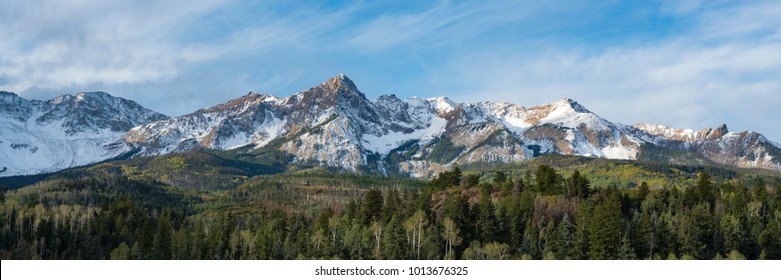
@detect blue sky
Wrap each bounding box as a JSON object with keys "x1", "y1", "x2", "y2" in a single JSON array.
[{"x1": 2, "y1": 0, "x2": 780, "y2": 141}]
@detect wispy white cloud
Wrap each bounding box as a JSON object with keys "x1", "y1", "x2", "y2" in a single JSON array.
[
  {"x1": 341, "y1": 1, "x2": 543, "y2": 52},
  {"x1": 0, "y1": 0, "x2": 228, "y2": 94},
  {"x1": 697, "y1": 0, "x2": 781, "y2": 39}
]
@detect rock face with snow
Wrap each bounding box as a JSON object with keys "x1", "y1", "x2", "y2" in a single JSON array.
[
  {"x1": 635, "y1": 123, "x2": 781, "y2": 170},
  {"x1": 2, "y1": 74, "x2": 780, "y2": 177},
  {"x1": 123, "y1": 75, "x2": 781, "y2": 177},
  {"x1": 0, "y1": 91, "x2": 167, "y2": 176}
]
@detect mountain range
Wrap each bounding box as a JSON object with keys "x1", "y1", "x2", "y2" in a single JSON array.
[{"x1": 2, "y1": 74, "x2": 780, "y2": 178}]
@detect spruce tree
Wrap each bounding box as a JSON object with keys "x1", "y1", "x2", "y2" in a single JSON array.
[{"x1": 588, "y1": 194, "x2": 622, "y2": 259}]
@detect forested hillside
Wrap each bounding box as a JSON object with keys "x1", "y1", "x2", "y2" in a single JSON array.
[{"x1": 0, "y1": 156, "x2": 779, "y2": 260}]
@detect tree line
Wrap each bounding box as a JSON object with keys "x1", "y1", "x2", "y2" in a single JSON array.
[{"x1": 0, "y1": 165, "x2": 779, "y2": 259}]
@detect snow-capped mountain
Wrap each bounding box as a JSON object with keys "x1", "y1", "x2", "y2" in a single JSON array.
[
  {"x1": 123, "y1": 74, "x2": 781, "y2": 177},
  {"x1": 3, "y1": 74, "x2": 780, "y2": 178},
  {"x1": 0, "y1": 91, "x2": 167, "y2": 176}
]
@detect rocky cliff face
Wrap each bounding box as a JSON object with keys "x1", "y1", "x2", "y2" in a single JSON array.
[{"x1": 635, "y1": 123, "x2": 781, "y2": 170}]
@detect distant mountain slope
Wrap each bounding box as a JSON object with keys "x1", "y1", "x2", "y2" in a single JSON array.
[
  {"x1": 0, "y1": 91, "x2": 167, "y2": 176},
  {"x1": 2, "y1": 74, "x2": 780, "y2": 177},
  {"x1": 635, "y1": 123, "x2": 781, "y2": 169}
]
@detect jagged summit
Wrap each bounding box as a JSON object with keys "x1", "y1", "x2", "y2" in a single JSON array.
[
  {"x1": 635, "y1": 123, "x2": 732, "y2": 141},
  {"x1": 76, "y1": 91, "x2": 112, "y2": 97},
  {"x1": 709, "y1": 124, "x2": 729, "y2": 139},
  {"x1": 53, "y1": 91, "x2": 112, "y2": 102},
  {"x1": 427, "y1": 96, "x2": 457, "y2": 114},
  {"x1": 319, "y1": 73, "x2": 359, "y2": 93},
  {"x1": 291, "y1": 74, "x2": 367, "y2": 107},
  {"x1": 550, "y1": 97, "x2": 591, "y2": 113}
]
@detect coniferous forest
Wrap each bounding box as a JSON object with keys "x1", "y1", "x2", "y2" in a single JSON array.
[{"x1": 0, "y1": 154, "x2": 780, "y2": 260}]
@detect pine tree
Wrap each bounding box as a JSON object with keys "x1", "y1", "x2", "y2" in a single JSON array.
[
  {"x1": 633, "y1": 210, "x2": 655, "y2": 259},
  {"x1": 520, "y1": 220, "x2": 540, "y2": 259},
  {"x1": 535, "y1": 165, "x2": 560, "y2": 194},
  {"x1": 567, "y1": 170, "x2": 591, "y2": 199},
  {"x1": 476, "y1": 193, "x2": 497, "y2": 243},
  {"x1": 572, "y1": 200, "x2": 593, "y2": 259},
  {"x1": 719, "y1": 213, "x2": 744, "y2": 254},
  {"x1": 557, "y1": 214, "x2": 575, "y2": 259},
  {"x1": 362, "y1": 189, "x2": 383, "y2": 225},
  {"x1": 588, "y1": 194, "x2": 622, "y2": 259},
  {"x1": 678, "y1": 203, "x2": 714, "y2": 259},
  {"x1": 110, "y1": 242, "x2": 130, "y2": 260},
  {"x1": 638, "y1": 182, "x2": 650, "y2": 203},
  {"x1": 758, "y1": 220, "x2": 781, "y2": 259},
  {"x1": 382, "y1": 215, "x2": 406, "y2": 259},
  {"x1": 154, "y1": 210, "x2": 173, "y2": 259},
  {"x1": 618, "y1": 234, "x2": 637, "y2": 260}
]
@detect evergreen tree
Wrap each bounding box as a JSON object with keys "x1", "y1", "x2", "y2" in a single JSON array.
[
  {"x1": 758, "y1": 220, "x2": 781, "y2": 259},
  {"x1": 110, "y1": 242, "x2": 131, "y2": 260},
  {"x1": 383, "y1": 190, "x2": 402, "y2": 223},
  {"x1": 638, "y1": 182, "x2": 650, "y2": 204},
  {"x1": 686, "y1": 172, "x2": 714, "y2": 206},
  {"x1": 556, "y1": 214, "x2": 575, "y2": 259},
  {"x1": 154, "y1": 210, "x2": 173, "y2": 259},
  {"x1": 618, "y1": 233, "x2": 637, "y2": 260},
  {"x1": 567, "y1": 170, "x2": 591, "y2": 199},
  {"x1": 382, "y1": 215, "x2": 406, "y2": 259},
  {"x1": 719, "y1": 214, "x2": 744, "y2": 255},
  {"x1": 678, "y1": 203, "x2": 714, "y2": 259},
  {"x1": 476, "y1": 193, "x2": 497, "y2": 243},
  {"x1": 520, "y1": 220, "x2": 541, "y2": 259},
  {"x1": 535, "y1": 165, "x2": 560, "y2": 194},
  {"x1": 588, "y1": 194, "x2": 622, "y2": 259},
  {"x1": 362, "y1": 189, "x2": 383, "y2": 225},
  {"x1": 633, "y1": 210, "x2": 655, "y2": 259}
]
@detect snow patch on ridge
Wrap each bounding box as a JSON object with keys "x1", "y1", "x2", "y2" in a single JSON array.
[
  {"x1": 427, "y1": 97, "x2": 456, "y2": 114},
  {"x1": 0, "y1": 118, "x2": 130, "y2": 176},
  {"x1": 362, "y1": 116, "x2": 447, "y2": 154}
]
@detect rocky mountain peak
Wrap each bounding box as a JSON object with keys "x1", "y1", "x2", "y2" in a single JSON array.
[
  {"x1": 285, "y1": 74, "x2": 377, "y2": 127},
  {"x1": 76, "y1": 91, "x2": 110, "y2": 98},
  {"x1": 376, "y1": 93, "x2": 399, "y2": 101},
  {"x1": 427, "y1": 96, "x2": 457, "y2": 114},
  {"x1": 554, "y1": 97, "x2": 590, "y2": 113},
  {"x1": 321, "y1": 73, "x2": 359, "y2": 94},
  {"x1": 293, "y1": 74, "x2": 367, "y2": 105},
  {"x1": 50, "y1": 91, "x2": 113, "y2": 105},
  {"x1": 0, "y1": 91, "x2": 33, "y2": 121},
  {"x1": 707, "y1": 124, "x2": 729, "y2": 139},
  {"x1": 36, "y1": 91, "x2": 168, "y2": 134},
  {"x1": 636, "y1": 123, "x2": 733, "y2": 142}
]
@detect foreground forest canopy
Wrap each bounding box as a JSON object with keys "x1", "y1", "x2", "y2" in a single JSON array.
[{"x1": 0, "y1": 155, "x2": 780, "y2": 260}]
